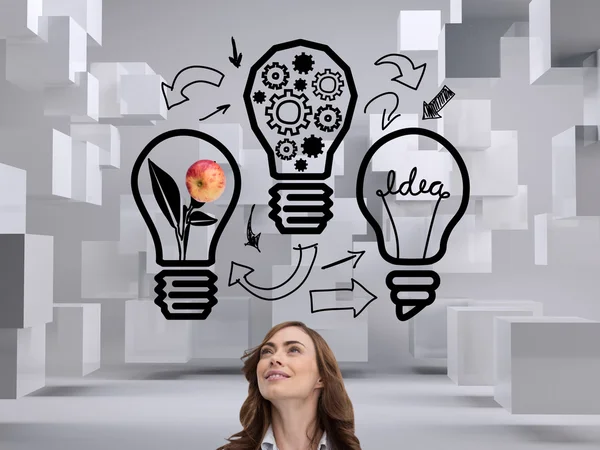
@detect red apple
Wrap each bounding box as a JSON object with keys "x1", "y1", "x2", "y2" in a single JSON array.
[{"x1": 185, "y1": 160, "x2": 226, "y2": 202}]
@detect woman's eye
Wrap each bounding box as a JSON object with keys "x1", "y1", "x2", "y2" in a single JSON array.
[
  {"x1": 289, "y1": 346, "x2": 300, "y2": 353},
  {"x1": 260, "y1": 348, "x2": 271, "y2": 355}
]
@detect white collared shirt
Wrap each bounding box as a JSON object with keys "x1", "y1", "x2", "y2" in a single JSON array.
[{"x1": 261, "y1": 425, "x2": 329, "y2": 449}]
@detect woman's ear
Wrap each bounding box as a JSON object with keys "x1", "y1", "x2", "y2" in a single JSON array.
[{"x1": 316, "y1": 377, "x2": 324, "y2": 388}]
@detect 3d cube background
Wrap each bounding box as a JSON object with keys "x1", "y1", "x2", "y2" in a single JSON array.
[{"x1": 2, "y1": 0, "x2": 600, "y2": 448}]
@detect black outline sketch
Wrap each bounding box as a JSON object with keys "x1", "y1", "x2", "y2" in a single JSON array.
[
  {"x1": 267, "y1": 183, "x2": 334, "y2": 235},
  {"x1": 321, "y1": 250, "x2": 365, "y2": 270},
  {"x1": 131, "y1": 129, "x2": 242, "y2": 320},
  {"x1": 363, "y1": 92, "x2": 402, "y2": 131},
  {"x1": 374, "y1": 53, "x2": 427, "y2": 91},
  {"x1": 198, "y1": 104, "x2": 231, "y2": 122},
  {"x1": 161, "y1": 65, "x2": 225, "y2": 110},
  {"x1": 244, "y1": 204, "x2": 261, "y2": 252},
  {"x1": 309, "y1": 279, "x2": 377, "y2": 318},
  {"x1": 423, "y1": 85, "x2": 455, "y2": 120},
  {"x1": 243, "y1": 39, "x2": 358, "y2": 181},
  {"x1": 228, "y1": 243, "x2": 318, "y2": 301},
  {"x1": 229, "y1": 37, "x2": 243, "y2": 68},
  {"x1": 355, "y1": 127, "x2": 470, "y2": 322}
]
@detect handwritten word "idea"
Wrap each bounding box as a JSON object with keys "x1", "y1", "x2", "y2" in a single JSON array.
[{"x1": 375, "y1": 167, "x2": 450, "y2": 200}]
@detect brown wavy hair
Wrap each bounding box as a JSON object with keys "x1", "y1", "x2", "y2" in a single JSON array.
[{"x1": 217, "y1": 321, "x2": 361, "y2": 450}]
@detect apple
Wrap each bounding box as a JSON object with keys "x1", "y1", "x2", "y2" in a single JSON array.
[{"x1": 185, "y1": 159, "x2": 226, "y2": 202}]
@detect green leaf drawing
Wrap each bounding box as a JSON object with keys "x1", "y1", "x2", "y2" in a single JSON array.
[
  {"x1": 188, "y1": 210, "x2": 218, "y2": 226},
  {"x1": 148, "y1": 159, "x2": 181, "y2": 230}
]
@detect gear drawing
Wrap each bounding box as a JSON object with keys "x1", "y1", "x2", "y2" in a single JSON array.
[
  {"x1": 301, "y1": 134, "x2": 325, "y2": 158},
  {"x1": 314, "y1": 104, "x2": 342, "y2": 133},
  {"x1": 312, "y1": 68, "x2": 345, "y2": 101},
  {"x1": 294, "y1": 159, "x2": 308, "y2": 172},
  {"x1": 252, "y1": 91, "x2": 266, "y2": 104},
  {"x1": 261, "y1": 62, "x2": 290, "y2": 90},
  {"x1": 292, "y1": 52, "x2": 315, "y2": 74},
  {"x1": 265, "y1": 89, "x2": 312, "y2": 136},
  {"x1": 294, "y1": 78, "x2": 307, "y2": 91},
  {"x1": 275, "y1": 139, "x2": 298, "y2": 161}
]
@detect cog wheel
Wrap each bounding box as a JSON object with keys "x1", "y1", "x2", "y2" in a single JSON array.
[
  {"x1": 301, "y1": 134, "x2": 325, "y2": 158},
  {"x1": 292, "y1": 52, "x2": 315, "y2": 74},
  {"x1": 314, "y1": 104, "x2": 342, "y2": 133},
  {"x1": 294, "y1": 159, "x2": 308, "y2": 172},
  {"x1": 265, "y1": 89, "x2": 312, "y2": 136},
  {"x1": 294, "y1": 78, "x2": 307, "y2": 92},
  {"x1": 252, "y1": 90, "x2": 266, "y2": 104},
  {"x1": 275, "y1": 139, "x2": 298, "y2": 161},
  {"x1": 261, "y1": 62, "x2": 290, "y2": 90},
  {"x1": 312, "y1": 68, "x2": 345, "y2": 101}
]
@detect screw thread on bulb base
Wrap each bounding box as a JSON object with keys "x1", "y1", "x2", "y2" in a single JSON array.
[
  {"x1": 154, "y1": 269, "x2": 218, "y2": 320},
  {"x1": 268, "y1": 182, "x2": 334, "y2": 235},
  {"x1": 385, "y1": 269, "x2": 441, "y2": 321}
]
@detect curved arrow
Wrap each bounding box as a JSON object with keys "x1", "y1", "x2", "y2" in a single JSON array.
[
  {"x1": 228, "y1": 243, "x2": 318, "y2": 301},
  {"x1": 161, "y1": 65, "x2": 225, "y2": 110},
  {"x1": 364, "y1": 92, "x2": 402, "y2": 130},
  {"x1": 375, "y1": 53, "x2": 426, "y2": 91}
]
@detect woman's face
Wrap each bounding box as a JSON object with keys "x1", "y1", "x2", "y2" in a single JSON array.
[{"x1": 256, "y1": 326, "x2": 323, "y2": 402}]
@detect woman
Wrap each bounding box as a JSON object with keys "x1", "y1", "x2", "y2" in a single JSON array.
[{"x1": 218, "y1": 321, "x2": 362, "y2": 450}]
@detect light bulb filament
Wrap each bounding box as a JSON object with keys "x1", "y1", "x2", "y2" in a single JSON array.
[{"x1": 375, "y1": 166, "x2": 451, "y2": 260}]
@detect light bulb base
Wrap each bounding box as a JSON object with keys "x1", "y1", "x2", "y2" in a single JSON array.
[
  {"x1": 268, "y1": 182, "x2": 334, "y2": 235},
  {"x1": 386, "y1": 269, "x2": 440, "y2": 321},
  {"x1": 154, "y1": 269, "x2": 218, "y2": 320}
]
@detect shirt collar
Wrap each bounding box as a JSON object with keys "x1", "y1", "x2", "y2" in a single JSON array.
[{"x1": 261, "y1": 425, "x2": 329, "y2": 449}]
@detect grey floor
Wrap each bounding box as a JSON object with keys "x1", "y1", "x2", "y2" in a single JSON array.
[{"x1": 2, "y1": 365, "x2": 600, "y2": 449}]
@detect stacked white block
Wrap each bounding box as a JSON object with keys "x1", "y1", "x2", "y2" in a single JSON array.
[
  {"x1": 90, "y1": 62, "x2": 167, "y2": 125},
  {"x1": 71, "y1": 123, "x2": 120, "y2": 170},
  {"x1": 408, "y1": 297, "x2": 471, "y2": 359},
  {"x1": 552, "y1": 125, "x2": 600, "y2": 219},
  {"x1": 191, "y1": 297, "x2": 250, "y2": 358},
  {"x1": 469, "y1": 300, "x2": 543, "y2": 316},
  {"x1": 494, "y1": 316, "x2": 600, "y2": 414},
  {"x1": 42, "y1": 0, "x2": 103, "y2": 45},
  {"x1": 0, "y1": 233, "x2": 54, "y2": 398},
  {"x1": 398, "y1": 10, "x2": 442, "y2": 51},
  {"x1": 81, "y1": 241, "x2": 139, "y2": 299},
  {"x1": 480, "y1": 185, "x2": 528, "y2": 230},
  {"x1": 46, "y1": 303, "x2": 101, "y2": 377},
  {"x1": 237, "y1": 148, "x2": 273, "y2": 205},
  {"x1": 583, "y1": 50, "x2": 600, "y2": 128},
  {"x1": 5, "y1": 15, "x2": 87, "y2": 90},
  {"x1": 125, "y1": 299, "x2": 192, "y2": 363},
  {"x1": 0, "y1": 163, "x2": 27, "y2": 234},
  {"x1": 369, "y1": 113, "x2": 419, "y2": 146},
  {"x1": 44, "y1": 71, "x2": 100, "y2": 122},
  {"x1": 529, "y1": 0, "x2": 588, "y2": 85},
  {"x1": 447, "y1": 305, "x2": 542, "y2": 386},
  {"x1": 441, "y1": 100, "x2": 491, "y2": 151},
  {"x1": 0, "y1": 127, "x2": 74, "y2": 200},
  {"x1": 0, "y1": 0, "x2": 47, "y2": 40},
  {"x1": 198, "y1": 123, "x2": 243, "y2": 164}
]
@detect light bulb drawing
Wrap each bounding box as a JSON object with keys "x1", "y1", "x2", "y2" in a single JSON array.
[
  {"x1": 243, "y1": 39, "x2": 358, "y2": 235},
  {"x1": 131, "y1": 128, "x2": 241, "y2": 320},
  {"x1": 355, "y1": 127, "x2": 470, "y2": 321}
]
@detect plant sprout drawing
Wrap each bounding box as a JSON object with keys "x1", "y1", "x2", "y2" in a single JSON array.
[{"x1": 148, "y1": 159, "x2": 225, "y2": 260}]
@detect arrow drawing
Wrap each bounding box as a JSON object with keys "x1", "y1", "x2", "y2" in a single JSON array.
[
  {"x1": 229, "y1": 36, "x2": 243, "y2": 68},
  {"x1": 321, "y1": 250, "x2": 366, "y2": 270},
  {"x1": 228, "y1": 243, "x2": 318, "y2": 301},
  {"x1": 423, "y1": 85, "x2": 455, "y2": 120},
  {"x1": 161, "y1": 65, "x2": 225, "y2": 110},
  {"x1": 363, "y1": 92, "x2": 402, "y2": 130},
  {"x1": 198, "y1": 104, "x2": 230, "y2": 122},
  {"x1": 244, "y1": 204, "x2": 261, "y2": 252},
  {"x1": 375, "y1": 53, "x2": 427, "y2": 91},
  {"x1": 310, "y1": 279, "x2": 377, "y2": 318}
]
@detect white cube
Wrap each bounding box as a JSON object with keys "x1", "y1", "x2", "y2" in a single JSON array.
[
  {"x1": 120, "y1": 74, "x2": 167, "y2": 121},
  {"x1": 89, "y1": 62, "x2": 129, "y2": 119},
  {"x1": 495, "y1": 316, "x2": 600, "y2": 414},
  {"x1": 0, "y1": 0, "x2": 46, "y2": 40},
  {"x1": 481, "y1": 185, "x2": 528, "y2": 230},
  {"x1": 0, "y1": 324, "x2": 46, "y2": 399},
  {"x1": 398, "y1": 10, "x2": 442, "y2": 51},
  {"x1": 42, "y1": 0, "x2": 102, "y2": 45},
  {"x1": 441, "y1": 99, "x2": 492, "y2": 151},
  {"x1": 70, "y1": 141, "x2": 102, "y2": 205},
  {"x1": 125, "y1": 299, "x2": 192, "y2": 363},
  {"x1": 46, "y1": 303, "x2": 101, "y2": 377},
  {"x1": 0, "y1": 163, "x2": 27, "y2": 234},
  {"x1": 198, "y1": 123, "x2": 243, "y2": 164},
  {"x1": 0, "y1": 234, "x2": 53, "y2": 329},
  {"x1": 70, "y1": 123, "x2": 120, "y2": 169},
  {"x1": 44, "y1": 71, "x2": 99, "y2": 122},
  {"x1": 447, "y1": 306, "x2": 541, "y2": 386},
  {"x1": 409, "y1": 297, "x2": 471, "y2": 359}
]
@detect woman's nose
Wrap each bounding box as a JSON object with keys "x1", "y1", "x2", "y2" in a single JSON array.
[{"x1": 269, "y1": 351, "x2": 284, "y2": 365}]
